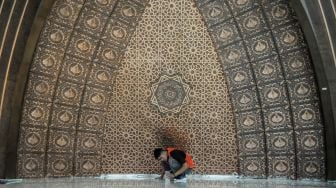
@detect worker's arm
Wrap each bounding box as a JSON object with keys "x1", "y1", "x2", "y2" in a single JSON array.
[
  {"x1": 159, "y1": 171, "x2": 165, "y2": 179},
  {"x1": 158, "y1": 162, "x2": 167, "y2": 179},
  {"x1": 173, "y1": 162, "x2": 189, "y2": 177}
]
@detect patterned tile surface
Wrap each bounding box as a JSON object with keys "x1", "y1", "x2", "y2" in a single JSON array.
[
  {"x1": 102, "y1": 0, "x2": 238, "y2": 175},
  {"x1": 195, "y1": 0, "x2": 325, "y2": 179},
  {"x1": 17, "y1": 0, "x2": 147, "y2": 178}
]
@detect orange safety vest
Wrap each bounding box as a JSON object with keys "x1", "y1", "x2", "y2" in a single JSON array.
[{"x1": 167, "y1": 147, "x2": 195, "y2": 169}]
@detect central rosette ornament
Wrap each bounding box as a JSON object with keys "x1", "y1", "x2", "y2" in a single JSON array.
[{"x1": 150, "y1": 74, "x2": 191, "y2": 114}]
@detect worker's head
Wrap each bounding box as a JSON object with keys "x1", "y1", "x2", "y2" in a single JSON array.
[{"x1": 154, "y1": 148, "x2": 168, "y2": 162}]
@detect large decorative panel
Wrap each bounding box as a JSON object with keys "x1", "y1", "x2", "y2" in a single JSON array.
[
  {"x1": 263, "y1": 105, "x2": 292, "y2": 131},
  {"x1": 252, "y1": 55, "x2": 283, "y2": 85},
  {"x1": 196, "y1": 0, "x2": 326, "y2": 179},
  {"x1": 198, "y1": 0, "x2": 232, "y2": 26},
  {"x1": 30, "y1": 47, "x2": 64, "y2": 77},
  {"x1": 47, "y1": 129, "x2": 75, "y2": 153},
  {"x1": 50, "y1": 104, "x2": 79, "y2": 130},
  {"x1": 75, "y1": 154, "x2": 101, "y2": 176},
  {"x1": 25, "y1": 73, "x2": 57, "y2": 102},
  {"x1": 266, "y1": 131, "x2": 295, "y2": 155},
  {"x1": 20, "y1": 100, "x2": 51, "y2": 128},
  {"x1": 38, "y1": 21, "x2": 72, "y2": 52},
  {"x1": 75, "y1": 7, "x2": 108, "y2": 37},
  {"x1": 230, "y1": 86, "x2": 260, "y2": 112},
  {"x1": 267, "y1": 155, "x2": 296, "y2": 179},
  {"x1": 236, "y1": 8, "x2": 268, "y2": 38},
  {"x1": 218, "y1": 41, "x2": 249, "y2": 70},
  {"x1": 17, "y1": 0, "x2": 147, "y2": 177},
  {"x1": 46, "y1": 154, "x2": 73, "y2": 177},
  {"x1": 235, "y1": 109, "x2": 263, "y2": 134},
  {"x1": 225, "y1": 64, "x2": 255, "y2": 91},
  {"x1": 48, "y1": 0, "x2": 83, "y2": 27},
  {"x1": 59, "y1": 55, "x2": 91, "y2": 84},
  {"x1": 280, "y1": 49, "x2": 313, "y2": 79},
  {"x1": 238, "y1": 132, "x2": 265, "y2": 156},
  {"x1": 102, "y1": 0, "x2": 238, "y2": 175},
  {"x1": 297, "y1": 155, "x2": 325, "y2": 179},
  {"x1": 17, "y1": 153, "x2": 45, "y2": 178},
  {"x1": 209, "y1": 18, "x2": 241, "y2": 48},
  {"x1": 239, "y1": 156, "x2": 266, "y2": 178},
  {"x1": 18, "y1": 127, "x2": 47, "y2": 153}
]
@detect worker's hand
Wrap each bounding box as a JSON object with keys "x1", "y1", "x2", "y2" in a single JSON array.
[
  {"x1": 155, "y1": 176, "x2": 164, "y2": 180},
  {"x1": 165, "y1": 172, "x2": 175, "y2": 180}
]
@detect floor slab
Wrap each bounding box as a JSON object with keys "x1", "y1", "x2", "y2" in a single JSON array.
[{"x1": 1, "y1": 175, "x2": 336, "y2": 188}]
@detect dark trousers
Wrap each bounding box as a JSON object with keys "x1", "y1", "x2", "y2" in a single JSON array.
[{"x1": 162, "y1": 158, "x2": 191, "y2": 179}]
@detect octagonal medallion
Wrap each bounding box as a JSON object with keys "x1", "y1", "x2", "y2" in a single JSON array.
[{"x1": 151, "y1": 74, "x2": 191, "y2": 114}]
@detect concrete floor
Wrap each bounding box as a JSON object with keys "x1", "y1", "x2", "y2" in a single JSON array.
[{"x1": 1, "y1": 175, "x2": 336, "y2": 188}]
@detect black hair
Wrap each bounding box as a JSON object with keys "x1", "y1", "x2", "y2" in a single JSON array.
[{"x1": 154, "y1": 148, "x2": 163, "y2": 159}]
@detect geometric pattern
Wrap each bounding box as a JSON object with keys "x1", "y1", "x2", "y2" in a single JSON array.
[
  {"x1": 102, "y1": 0, "x2": 238, "y2": 175},
  {"x1": 150, "y1": 74, "x2": 191, "y2": 114}
]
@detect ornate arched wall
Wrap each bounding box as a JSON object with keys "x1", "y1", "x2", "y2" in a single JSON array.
[
  {"x1": 15, "y1": 0, "x2": 239, "y2": 177},
  {"x1": 0, "y1": 0, "x2": 335, "y2": 180}
]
